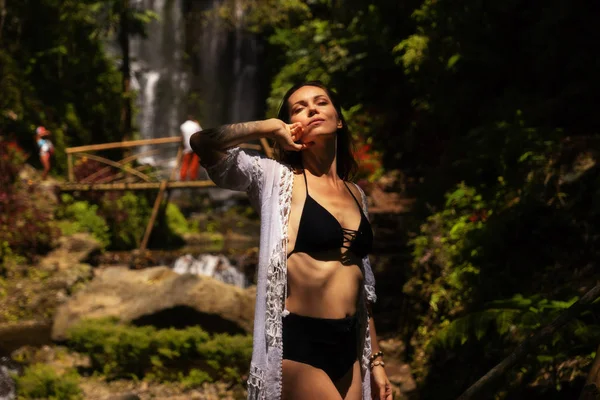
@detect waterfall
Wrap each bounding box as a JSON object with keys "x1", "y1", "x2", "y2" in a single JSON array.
[
  {"x1": 127, "y1": 0, "x2": 263, "y2": 165},
  {"x1": 173, "y1": 254, "x2": 247, "y2": 288},
  {"x1": 230, "y1": 0, "x2": 260, "y2": 123},
  {"x1": 128, "y1": 0, "x2": 187, "y2": 166},
  {"x1": 139, "y1": 71, "x2": 160, "y2": 161}
]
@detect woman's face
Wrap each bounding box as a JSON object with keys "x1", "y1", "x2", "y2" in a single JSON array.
[{"x1": 287, "y1": 85, "x2": 341, "y2": 143}]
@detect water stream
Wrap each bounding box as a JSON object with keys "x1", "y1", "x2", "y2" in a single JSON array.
[{"x1": 173, "y1": 253, "x2": 247, "y2": 287}]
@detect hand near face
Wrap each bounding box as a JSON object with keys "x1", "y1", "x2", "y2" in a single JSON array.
[{"x1": 271, "y1": 119, "x2": 313, "y2": 152}]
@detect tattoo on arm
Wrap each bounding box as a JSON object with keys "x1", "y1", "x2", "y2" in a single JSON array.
[
  {"x1": 201, "y1": 121, "x2": 261, "y2": 150},
  {"x1": 190, "y1": 121, "x2": 263, "y2": 167}
]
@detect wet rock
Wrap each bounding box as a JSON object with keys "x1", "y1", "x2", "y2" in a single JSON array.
[
  {"x1": 0, "y1": 356, "x2": 18, "y2": 400},
  {"x1": 173, "y1": 254, "x2": 247, "y2": 287},
  {"x1": 52, "y1": 266, "x2": 256, "y2": 340}
]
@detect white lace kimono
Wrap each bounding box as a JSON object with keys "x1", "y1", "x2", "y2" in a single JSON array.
[{"x1": 206, "y1": 148, "x2": 378, "y2": 400}]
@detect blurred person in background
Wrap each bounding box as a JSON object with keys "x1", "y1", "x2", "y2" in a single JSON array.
[
  {"x1": 35, "y1": 126, "x2": 53, "y2": 180},
  {"x1": 179, "y1": 116, "x2": 202, "y2": 181}
]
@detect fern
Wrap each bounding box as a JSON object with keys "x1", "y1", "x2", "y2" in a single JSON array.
[{"x1": 431, "y1": 294, "x2": 579, "y2": 350}]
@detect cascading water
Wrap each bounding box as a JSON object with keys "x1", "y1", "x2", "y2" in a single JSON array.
[
  {"x1": 140, "y1": 71, "x2": 161, "y2": 143},
  {"x1": 129, "y1": 0, "x2": 263, "y2": 166},
  {"x1": 128, "y1": 0, "x2": 188, "y2": 166},
  {"x1": 173, "y1": 254, "x2": 248, "y2": 288},
  {"x1": 125, "y1": 1, "x2": 263, "y2": 285}
]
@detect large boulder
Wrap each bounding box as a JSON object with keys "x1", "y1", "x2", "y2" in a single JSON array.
[{"x1": 52, "y1": 266, "x2": 256, "y2": 341}]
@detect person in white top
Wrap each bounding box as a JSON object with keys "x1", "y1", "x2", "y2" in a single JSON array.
[
  {"x1": 36, "y1": 126, "x2": 54, "y2": 180},
  {"x1": 180, "y1": 116, "x2": 202, "y2": 180}
]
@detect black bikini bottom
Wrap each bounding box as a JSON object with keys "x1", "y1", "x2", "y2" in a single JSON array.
[{"x1": 282, "y1": 311, "x2": 358, "y2": 382}]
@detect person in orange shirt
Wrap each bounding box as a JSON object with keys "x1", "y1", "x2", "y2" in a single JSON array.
[{"x1": 179, "y1": 116, "x2": 202, "y2": 181}]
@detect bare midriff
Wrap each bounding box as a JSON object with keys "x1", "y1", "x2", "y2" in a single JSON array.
[
  {"x1": 286, "y1": 251, "x2": 363, "y2": 319},
  {"x1": 284, "y1": 173, "x2": 365, "y2": 319}
]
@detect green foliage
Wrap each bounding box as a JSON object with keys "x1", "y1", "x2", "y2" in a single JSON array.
[
  {"x1": 15, "y1": 363, "x2": 83, "y2": 400},
  {"x1": 406, "y1": 183, "x2": 487, "y2": 316},
  {"x1": 432, "y1": 294, "x2": 580, "y2": 349},
  {"x1": 56, "y1": 194, "x2": 110, "y2": 248},
  {"x1": 57, "y1": 189, "x2": 189, "y2": 251},
  {"x1": 94, "y1": 0, "x2": 159, "y2": 38},
  {"x1": 386, "y1": 1, "x2": 600, "y2": 396},
  {"x1": 216, "y1": 0, "x2": 311, "y2": 32},
  {"x1": 394, "y1": 34, "x2": 429, "y2": 73},
  {"x1": 196, "y1": 333, "x2": 253, "y2": 384},
  {"x1": 98, "y1": 192, "x2": 151, "y2": 250},
  {"x1": 165, "y1": 203, "x2": 193, "y2": 236},
  {"x1": 0, "y1": 51, "x2": 25, "y2": 116},
  {"x1": 243, "y1": 1, "x2": 410, "y2": 181},
  {"x1": 404, "y1": 148, "x2": 600, "y2": 398},
  {"x1": 67, "y1": 318, "x2": 252, "y2": 383},
  {"x1": 0, "y1": 0, "x2": 126, "y2": 169},
  {"x1": 180, "y1": 369, "x2": 213, "y2": 389},
  {"x1": 0, "y1": 142, "x2": 58, "y2": 261}
]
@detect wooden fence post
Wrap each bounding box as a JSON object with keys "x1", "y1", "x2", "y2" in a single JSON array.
[
  {"x1": 139, "y1": 180, "x2": 168, "y2": 251},
  {"x1": 67, "y1": 153, "x2": 74, "y2": 182}
]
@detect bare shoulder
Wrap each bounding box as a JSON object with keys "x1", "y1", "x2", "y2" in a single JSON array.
[{"x1": 346, "y1": 181, "x2": 364, "y2": 201}]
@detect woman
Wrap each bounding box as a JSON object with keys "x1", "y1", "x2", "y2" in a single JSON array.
[{"x1": 191, "y1": 81, "x2": 392, "y2": 400}]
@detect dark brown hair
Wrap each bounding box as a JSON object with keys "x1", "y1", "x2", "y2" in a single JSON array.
[{"x1": 275, "y1": 81, "x2": 357, "y2": 180}]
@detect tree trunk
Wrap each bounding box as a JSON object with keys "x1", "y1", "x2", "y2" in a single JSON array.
[
  {"x1": 580, "y1": 344, "x2": 600, "y2": 400},
  {"x1": 458, "y1": 283, "x2": 600, "y2": 400},
  {"x1": 119, "y1": 0, "x2": 132, "y2": 143},
  {"x1": 0, "y1": 0, "x2": 7, "y2": 41}
]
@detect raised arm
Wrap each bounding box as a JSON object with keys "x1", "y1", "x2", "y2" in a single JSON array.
[{"x1": 189, "y1": 118, "x2": 309, "y2": 168}]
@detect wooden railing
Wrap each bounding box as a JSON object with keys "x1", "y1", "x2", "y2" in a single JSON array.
[
  {"x1": 59, "y1": 135, "x2": 273, "y2": 250},
  {"x1": 61, "y1": 136, "x2": 272, "y2": 191}
]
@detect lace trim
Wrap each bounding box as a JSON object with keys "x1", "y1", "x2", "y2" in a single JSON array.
[
  {"x1": 354, "y1": 183, "x2": 376, "y2": 398},
  {"x1": 260, "y1": 166, "x2": 293, "y2": 400},
  {"x1": 279, "y1": 167, "x2": 294, "y2": 241},
  {"x1": 264, "y1": 166, "x2": 293, "y2": 348},
  {"x1": 265, "y1": 241, "x2": 286, "y2": 350},
  {"x1": 357, "y1": 290, "x2": 373, "y2": 399},
  {"x1": 361, "y1": 304, "x2": 373, "y2": 372},
  {"x1": 247, "y1": 363, "x2": 265, "y2": 400},
  {"x1": 365, "y1": 283, "x2": 378, "y2": 303},
  {"x1": 249, "y1": 153, "x2": 263, "y2": 201}
]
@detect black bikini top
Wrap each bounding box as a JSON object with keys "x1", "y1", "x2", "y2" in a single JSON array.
[{"x1": 289, "y1": 170, "x2": 373, "y2": 259}]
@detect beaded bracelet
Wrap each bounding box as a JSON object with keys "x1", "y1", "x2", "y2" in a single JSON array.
[
  {"x1": 370, "y1": 360, "x2": 385, "y2": 370},
  {"x1": 369, "y1": 350, "x2": 384, "y2": 362}
]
